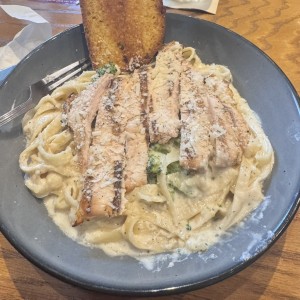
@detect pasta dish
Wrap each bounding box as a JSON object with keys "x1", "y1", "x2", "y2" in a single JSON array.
[{"x1": 19, "y1": 42, "x2": 274, "y2": 257}]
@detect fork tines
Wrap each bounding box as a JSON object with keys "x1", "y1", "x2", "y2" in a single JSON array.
[
  {"x1": 44, "y1": 58, "x2": 91, "y2": 91},
  {"x1": 0, "y1": 58, "x2": 91, "y2": 128}
]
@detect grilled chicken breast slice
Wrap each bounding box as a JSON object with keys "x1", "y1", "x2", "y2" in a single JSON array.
[
  {"x1": 204, "y1": 74, "x2": 251, "y2": 167},
  {"x1": 180, "y1": 64, "x2": 213, "y2": 170},
  {"x1": 208, "y1": 96, "x2": 243, "y2": 167},
  {"x1": 180, "y1": 64, "x2": 250, "y2": 170},
  {"x1": 74, "y1": 79, "x2": 126, "y2": 225},
  {"x1": 118, "y1": 70, "x2": 149, "y2": 192},
  {"x1": 67, "y1": 74, "x2": 114, "y2": 172},
  {"x1": 148, "y1": 41, "x2": 183, "y2": 144}
]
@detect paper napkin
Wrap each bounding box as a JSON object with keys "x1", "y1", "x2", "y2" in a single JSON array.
[
  {"x1": 163, "y1": 0, "x2": 219, "y2": 14},
  {"x1": 0, "y1": 5, "x2": 52, "y2": 70}
]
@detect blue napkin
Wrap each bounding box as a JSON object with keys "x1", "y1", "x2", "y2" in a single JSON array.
[{"x1": 0, "y1": 66, "x2": 15, "y2": 85}]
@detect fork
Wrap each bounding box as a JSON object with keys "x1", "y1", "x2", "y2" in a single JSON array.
[{"x1": 0, "y1": 58, "x2": 91, "y2": 128}]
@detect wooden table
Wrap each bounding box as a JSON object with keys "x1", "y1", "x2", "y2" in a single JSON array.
[{"x1": 0, "y1": 0, "x2": 299, "y2": 299}]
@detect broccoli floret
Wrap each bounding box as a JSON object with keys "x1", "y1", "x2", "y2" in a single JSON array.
[
  {"x1": 167, "y1": 161, "x2": 181, "y2": 174},
  {"x1": 147, "y1": 150, "x2": 162, "y2": 174},
  {"x1": 96, "y1": 62, "x2": 118, "y2": 77},
  {"x1": 172, "y1": 136, "x2": 181, "y2": 147},
  {"x1": 146, "y1": 149, "x2": 164, "y2": 184},
  {"x1": 150, "y1": 143, "x2": 170, "y2": 154},
  {"x1": 147, "y1": 173, "x2": 157, "y2": 184}
]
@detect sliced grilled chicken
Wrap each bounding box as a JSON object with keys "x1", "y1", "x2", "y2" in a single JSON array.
[
  {"x1": 119, "y1": 70, "x2": 149, "y2": 192},
  {"x1": 74, "y1": 71, "x2": 150, "y2": 225},
  {"x1": 67, "y1": 74, "x2": 114, "y2": 172},
  {"x1": 207, "y1": 96, "x2": 243, "y2": 167},
  {"x1": 148, "y1": 41, "x2": 183, "y2": 144},
  {"x1": 179, "y1": 63, "x2": 213, "y2": 170},
  {"x1": 69, "y1": 42, "x2": 251, "y2": 226},
  {"x1": 204, "y1": 74, "x2": 250, "y2": 167},
  {"x1": 179, "y1": 64, "x2": 250, "y2": 170},
  {"x1": 74, "y1": 78, "x2": 127, "y2": 225}
]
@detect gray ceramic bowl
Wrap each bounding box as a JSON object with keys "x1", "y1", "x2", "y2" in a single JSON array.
[{"x1": 0, "y1": 14, "x2": 299, "y2": 295}]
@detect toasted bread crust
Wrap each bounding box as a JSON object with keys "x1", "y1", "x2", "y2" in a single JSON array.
[{"x1": 80, "y1": 0, "x2": 165, "y2": 70}]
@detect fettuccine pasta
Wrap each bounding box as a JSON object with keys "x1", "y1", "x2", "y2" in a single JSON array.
[{"x1": 19, "y1": 44, "x2": 274, "y2": 258}]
